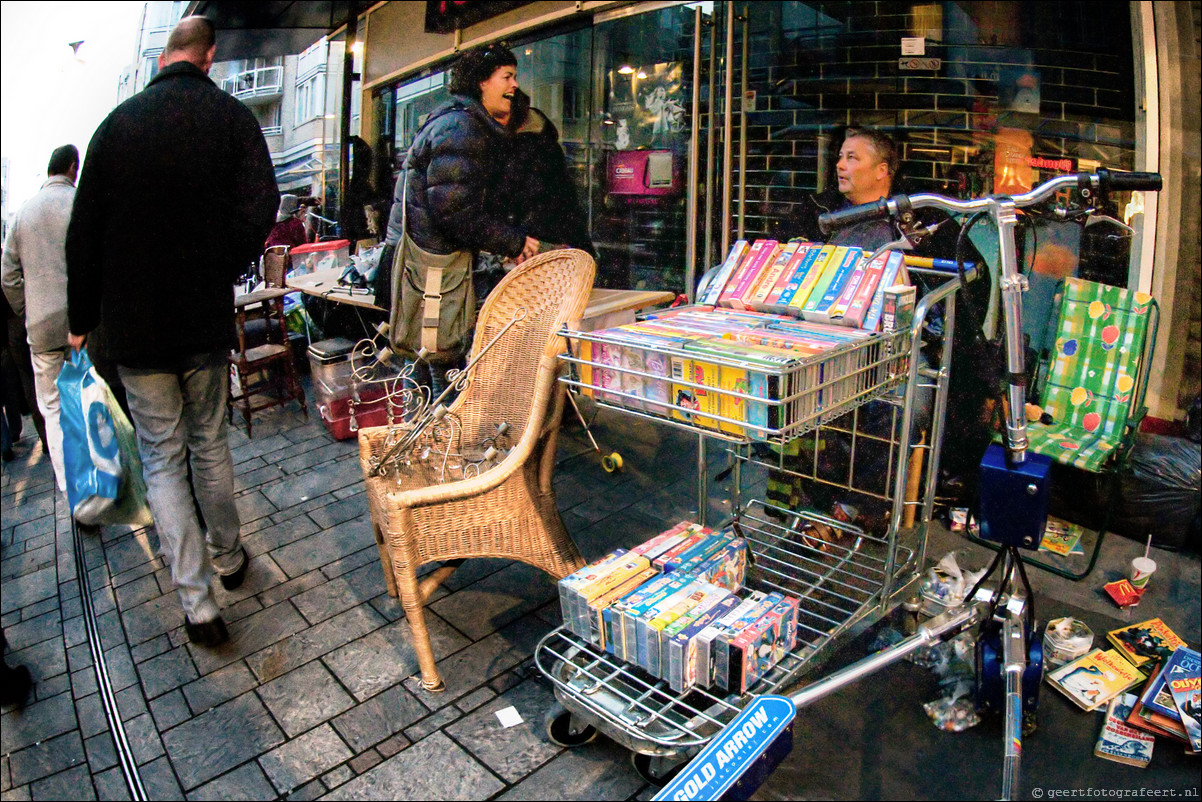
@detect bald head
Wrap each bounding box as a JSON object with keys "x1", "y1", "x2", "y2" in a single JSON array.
[{"x1": 160, "y1": 16, "x2": 216, "y2": 72}]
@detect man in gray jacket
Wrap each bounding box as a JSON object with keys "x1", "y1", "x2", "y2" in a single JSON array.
[{"x1": 1, "y1": 145, "x2": 79, "y2": 494}]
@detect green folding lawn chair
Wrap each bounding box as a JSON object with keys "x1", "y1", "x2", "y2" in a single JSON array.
[{"x1": 976, "y1": 277, "x2": 1159, "y2": 580}]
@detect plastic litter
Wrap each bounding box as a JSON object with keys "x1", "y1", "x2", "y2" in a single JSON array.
[
  {"x1": 1042, "y1": 617, "x2": 1093, "y2": 668},
  {"x1": 920, "y1": 551, "x2": 987, "y2": 608}
]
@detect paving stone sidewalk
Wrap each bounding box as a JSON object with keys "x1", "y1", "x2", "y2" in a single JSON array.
[
  {"x1": 9, "y1": 377, "x2": 1194, "y2": 801},
  {"x1": 1, "y1": 380, "x2": 714, "y2": 801}
]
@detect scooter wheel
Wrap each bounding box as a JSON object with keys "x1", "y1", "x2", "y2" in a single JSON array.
[
  {"x1": 630, "y1": 752, "x2": 684, "y2": 786},
  {"x1": 543, "y1": 705, "x2": 598, "y2": 747}
]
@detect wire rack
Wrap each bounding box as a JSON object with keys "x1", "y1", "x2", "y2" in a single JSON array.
[
  {"x1": 539, "y1": 273, "x2": 960, "y2": 757},
  {"x1": 535, "y1": 500, "x2": 916, "y2": 751},
  {"x1": 557, "y1": 326, "x2": 911, "y2": 446}
]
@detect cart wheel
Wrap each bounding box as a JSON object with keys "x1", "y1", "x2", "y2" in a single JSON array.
[
  {"x1": 630, "y1": 752, "x2": 684, "y2": 787},
  {"x1": 543, "y1": 705, "x2": 598, "y2": 747},
  {"x1": 601, "y1": 452, "x2": 624, "y2": 472}
]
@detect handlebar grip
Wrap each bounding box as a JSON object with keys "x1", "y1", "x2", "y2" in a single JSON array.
[
  {"x1": 818, "y1": 197, "x2": 892, "y2": 235},
  {"x1": 1097, "y1": 168, "x2": 1162, "y2": 192}
]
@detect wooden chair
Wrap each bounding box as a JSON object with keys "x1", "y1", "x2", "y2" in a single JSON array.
[
  {"x1": 358, "y1": 249, "x2": 596, "y2": 691},
  {"x1": 262, "y1": 245, "x2": 292, "y2": 290},
  {"x1": 974, "y1": 277, "x2": 1158, "y2": 580},
  {"x1": 228, "y1": 247, "x2": 308, "y2": 437}
]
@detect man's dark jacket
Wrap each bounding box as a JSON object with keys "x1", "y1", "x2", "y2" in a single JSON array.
[
  {"x1": 67, "y1": 61, "x2": 277, "y2": 368},
  {"x1": 384, "y1": 95, "x2": 525, "y2": 258}
]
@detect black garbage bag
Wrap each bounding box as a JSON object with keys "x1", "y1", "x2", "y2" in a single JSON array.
[{"x1": 1113, "y1": 432, "x2": 1201, "y2": 551}]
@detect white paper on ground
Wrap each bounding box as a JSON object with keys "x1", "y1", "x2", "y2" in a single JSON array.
[{"x1": 495, "y1": 706, "x2": 524, "y2": 728}]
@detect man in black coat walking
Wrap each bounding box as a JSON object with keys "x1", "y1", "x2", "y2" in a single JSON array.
[{"x1": 66, "y1": 16, "x2": 278, "y2": 647}]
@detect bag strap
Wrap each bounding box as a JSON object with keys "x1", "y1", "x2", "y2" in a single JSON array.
[
  {"x1": 421, "y1": 266, "x2": 444, "y2": 353},
  {"x1": 399, "y1": 162, "x2": 447, "y2": 355}
]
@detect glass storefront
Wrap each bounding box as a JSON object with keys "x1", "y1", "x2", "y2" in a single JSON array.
[{"x1": 372, "y1": 1, "x2": 1145, "y2": 296}]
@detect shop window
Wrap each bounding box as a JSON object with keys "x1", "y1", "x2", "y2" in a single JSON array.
[
  {"x1": 392, "y1": 73, "x2": 451, "y2": 163},
  {"x1": 725, "y1": 1, "x2": 1140, "y2": 290},
  {"x1": 586, "y1": 5, "x2": 701, "y2": 291}
]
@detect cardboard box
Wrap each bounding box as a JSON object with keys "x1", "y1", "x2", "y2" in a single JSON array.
[
  {"x1": 863, "y1": 258, "x2": 908, "y2": 331},
  {"x1": 841, "y1": 251, "x2": 900, "y2": 329},
  {"x1": 787, "y1": 244, "x2": 839, "y2": 315},
  {"x1": 606, "y1": 573, "x2": 679, "y2": 660},
  {"x1": 719, "y1": 240, "x2": 778, "y2": 309},
  {"x1": 688, "y1": 538, "x2": 748, "y2": 592},
  {"x1": 559, "y1": 549, "x2": 630, "y2": 629},
  {"x1": 713, "y1": 592, "x2": 783, "y2": 690},
  {"x1": 587, "y1": 568, "x2": 659, "y2": 649},
  {"x1": 571, "y1": 554, "x2": 652, "y2": 638},
  {"x1": 666, "y1": 595, "x2": 741, "y2": 693},
  {"x1": 645, "y1": 580, "x2": 728, "y2": 677},
  {"x1": 802, "y1": 246, "x2": 864, "y2": 322},
  {"x1": 698, "y1": 241, "x2": 750, "y2": 306}
]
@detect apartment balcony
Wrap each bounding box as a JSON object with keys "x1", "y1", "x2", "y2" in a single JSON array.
[{"x1": 222, "y1": 65, "x2": 283, "y2": 106}]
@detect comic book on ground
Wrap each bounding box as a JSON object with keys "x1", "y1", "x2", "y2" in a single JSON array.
[
  {"x1": 1107, "y1": 618, "x2": 1188, "y2": 669},
  {"x1": 1094, "y1": 693, "x2": 1154, "y2": 767},
  {"x1": 1037, "y1": 516, "x2": 1085, "y2": 556},
  {"x1": 1046, "y1": 648, "x2": 1144, "y2": 711},
  {"x1": 1164, "y1": 647, "x2": 1201, "y2": 751},
  {"x1": 1127, "y1": 661, "x2": 1189, "y2": 742}
]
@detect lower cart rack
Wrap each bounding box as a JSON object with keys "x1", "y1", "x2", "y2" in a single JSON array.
[{"x1": 534, "y1": 501, "x2": 918, "y2": 756}]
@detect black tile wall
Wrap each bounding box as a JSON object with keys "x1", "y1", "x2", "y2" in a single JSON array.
[{"x1": 705, "y1": 0, "x2": 1138, "y2": 243}]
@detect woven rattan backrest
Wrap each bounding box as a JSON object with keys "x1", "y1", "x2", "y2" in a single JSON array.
[
  {"x1": 263, "y1": 246, "x2": 291, "y2": 288},
  {"x1": 457, "y1": 249, "x2": 595, "y2": 446}
]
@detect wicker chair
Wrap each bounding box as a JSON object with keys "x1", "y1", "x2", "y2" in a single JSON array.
[{"x1": 358, "y1": 248, "x2": 595, "y2": 691}]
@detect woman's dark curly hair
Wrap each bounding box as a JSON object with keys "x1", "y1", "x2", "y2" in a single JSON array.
[{"x1": 448, "y1": 43, "x2": 517, "y2": 101}]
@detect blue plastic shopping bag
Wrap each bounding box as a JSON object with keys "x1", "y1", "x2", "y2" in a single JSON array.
[{"x1": 57, "y1": 348, "x2": 152, "y2": 526}]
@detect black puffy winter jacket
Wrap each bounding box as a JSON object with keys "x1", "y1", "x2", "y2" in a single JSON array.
[
  {"x1": 385, "y1": 95, "x2": 525, "y2": 259},
  {"x1": 499, "y1": 91, "x2": 594, "y2": 256}
]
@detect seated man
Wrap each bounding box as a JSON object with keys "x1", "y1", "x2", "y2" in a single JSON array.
[{"x1": 786, "y1": 126, "x2": 899, "y2": 252}]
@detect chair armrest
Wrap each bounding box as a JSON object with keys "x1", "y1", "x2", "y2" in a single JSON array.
[{"x1": 361, "y1": 357, "x2": 560, "y2": 510}]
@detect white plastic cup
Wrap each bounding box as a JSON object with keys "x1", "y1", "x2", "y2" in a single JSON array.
[{"x1": 1130, "y1": 556, "x2": 1157, "y2": 591}]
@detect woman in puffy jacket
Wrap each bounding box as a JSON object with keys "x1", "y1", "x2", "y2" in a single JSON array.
[
  {"x1": 385, "y1": 44, "x2": 537, "y2": 267},
  {"x1": 382, "y1": 44, "x2": 538, "y2": 393}
]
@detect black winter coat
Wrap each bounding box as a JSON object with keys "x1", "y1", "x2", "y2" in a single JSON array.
[
  {"x1": 784, "y1": 189, "x2": 897, "y2": 252},
  {"x1": 385, "y1": 96, "x2": 525, "y2": 259},
  {"x1": 501, "y1": 99, "x2": 593, "y2": 256},
  {"x1": 67, "y1": 61, "x2": 277, "y2": 367}
]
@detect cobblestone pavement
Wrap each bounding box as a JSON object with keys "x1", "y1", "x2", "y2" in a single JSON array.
[
  {"x1": 2, "y1": 379, "x2": 1198, "y2": 801},
  {"x1": 0, "y1": 379, "x2": 721, "y2": 801}
]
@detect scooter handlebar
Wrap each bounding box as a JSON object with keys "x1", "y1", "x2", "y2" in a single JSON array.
[
  {"x1": 1096, "y1": 168, "x2": 1162, "y2": 193},
  {"x1": 818, "y1": 197, "x2": 896, "y2": 235}
]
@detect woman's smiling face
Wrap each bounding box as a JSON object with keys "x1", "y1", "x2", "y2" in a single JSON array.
[{"x1": 479, "y1": 65, "x2": 518, "y2": 122}]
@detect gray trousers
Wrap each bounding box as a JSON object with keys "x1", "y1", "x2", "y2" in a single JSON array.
[
  {"x1": 119, "y1": 350, "x2": 243, "y2": 623},
  {"x1": 30, "y1": 348, "x2": 67, "y2": 493}
]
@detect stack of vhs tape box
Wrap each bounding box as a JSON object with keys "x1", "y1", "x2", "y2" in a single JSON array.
[
  {"x1": 574, "y1": 239, "x2": 911, "y2": 439},
  {"x1": 558, "y1": 522, "x2": 800, "y2": 695}
]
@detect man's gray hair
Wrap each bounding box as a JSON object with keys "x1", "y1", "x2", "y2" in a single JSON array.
[{"x1": 844, "y1": 127, "x2": 899, "y2": 177}]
